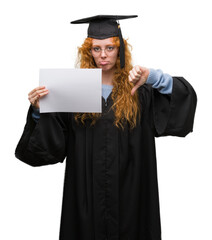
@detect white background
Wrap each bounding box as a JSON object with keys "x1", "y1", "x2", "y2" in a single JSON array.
[{"x1": 0, "y1": 0, "x2": 211, "y2": 239}]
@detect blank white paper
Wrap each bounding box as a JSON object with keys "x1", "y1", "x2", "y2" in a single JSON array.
[{"x1": 39, "y1": 68, "x2": 102, "y2": 113}]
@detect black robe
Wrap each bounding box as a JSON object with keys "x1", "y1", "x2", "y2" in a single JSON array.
[{"x1": 15, "y1": 77, "x2": 197, "y2": 240}]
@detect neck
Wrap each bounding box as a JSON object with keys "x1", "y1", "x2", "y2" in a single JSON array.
[{"x1": 102, "y1": 68, "x2": 115, "y2": 85}]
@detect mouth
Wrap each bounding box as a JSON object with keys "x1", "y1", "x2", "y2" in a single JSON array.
[{"x1": 100, "y1": 61, "x2": 109, "y2": 66}]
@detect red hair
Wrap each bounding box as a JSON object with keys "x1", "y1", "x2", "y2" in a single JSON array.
[{"x1": 75, "y1": 37, "x2": 140, "y2": 129}]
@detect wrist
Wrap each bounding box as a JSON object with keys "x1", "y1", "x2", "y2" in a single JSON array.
[{"x1": 146, "y1": 68, "x2": 158, "y2": 85}]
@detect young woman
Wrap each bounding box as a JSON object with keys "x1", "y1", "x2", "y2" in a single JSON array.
[{"x1": 16, "y1": 15, "x2": 197, "y2": 240}]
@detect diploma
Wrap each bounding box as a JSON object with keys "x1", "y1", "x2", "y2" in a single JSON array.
[{"x1": 39, "y1": 68, "x2": 102, "y2": 113}]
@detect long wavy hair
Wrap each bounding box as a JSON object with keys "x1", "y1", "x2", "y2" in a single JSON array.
[{"x1": 75, "y1": 37, "x2": 140, "y2": 129}]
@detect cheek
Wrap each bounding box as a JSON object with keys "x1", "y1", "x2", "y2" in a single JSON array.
[
  {"x1": 111, "y1": 52, "x2": 118, "y2": 63},
  {"x1": 92, "y1": 55, "x2": 98, "y2": 65}
]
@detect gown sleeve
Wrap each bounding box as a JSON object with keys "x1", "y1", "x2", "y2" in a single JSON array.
[
  {"x1": 141, "y1": 77, "x2": 197, "y2": 137},
  {"x1": 15, "y1": 106, "x2": 69, "y2": 167}
]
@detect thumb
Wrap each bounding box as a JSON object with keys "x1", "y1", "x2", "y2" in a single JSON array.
[{"x1": 131, "y1": 84, "x2": 140, "y2": 96}]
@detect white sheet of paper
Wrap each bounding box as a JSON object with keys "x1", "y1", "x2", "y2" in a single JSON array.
[{"x1": 39, "y1": 68, "x2": 102, "y2": 113}]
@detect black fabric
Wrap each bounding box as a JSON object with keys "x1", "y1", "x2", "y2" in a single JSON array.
[
  {"x1": 87, "y1": 19, "x2": 118, "y2": 39},
  {"x1": 15, "y1": 106, "x2": 69, "y2": 166},
  {"x1": 71, "y1": 15, "x2": 137, "y2": 39},
  {"x1": 118, "y1": 25, "x2": 125, "y2": 69},
  {"x1": 15, "y1": 77, "x2": 197, "y2": 240},
  {"x1": 71, "y1": 15, "x2": 138, "y2": 24}
]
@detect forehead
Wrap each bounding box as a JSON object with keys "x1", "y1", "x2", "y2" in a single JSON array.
[{"x1": 92, "y1": 37, "x2": 114, "y2": 46}]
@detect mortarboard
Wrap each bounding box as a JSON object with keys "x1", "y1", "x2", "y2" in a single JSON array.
[{"x1": 71, "y1": 15, "x2": 138, "y2": 69}]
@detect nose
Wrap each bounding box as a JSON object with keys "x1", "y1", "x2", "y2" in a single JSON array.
[{"x1": 100, "y1": 49, "x2": 107, "y2": 58}]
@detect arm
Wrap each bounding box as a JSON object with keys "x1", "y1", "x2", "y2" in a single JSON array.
[
  {"x1": 15, "y1": 86, "x2": 69, "y2": 167},
  {"x1": 140, "y1": 76, "x2": 197, "y2": 137},
  {"x1": 15, "y1": 107, "x2": 69, "y2": 166},
  {"x1": 152, "y1": 76, "x2": 197, "y2": 137},
  {"x1": 146, "y1": 68, "x2": 173, "y2": 94},
  {"x1": 28, "y1": 86, "x2": 48, "y2": 122},
  {"x1": 129, "y1": 66, "x2": 197, "y2": 137},
  {"x1": 31, "y1": 105, "x2": 40, "y2": 122},
  {"x1": 129, "y1": 66, "x2": 173, "y2": 95}
]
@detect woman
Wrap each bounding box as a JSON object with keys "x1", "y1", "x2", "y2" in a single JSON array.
[{"x1": 15, "y1": 15, "x2": 197, "y2": 240}]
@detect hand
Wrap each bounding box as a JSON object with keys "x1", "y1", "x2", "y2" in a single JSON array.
[
  {"x1": 129, "y1": 65, "x2": 150, "y2": 95},
  {"x1": 28, "y1": 86, "x2": 48, "y2": 109}
]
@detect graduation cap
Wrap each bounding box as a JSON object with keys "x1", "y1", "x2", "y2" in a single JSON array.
[{"x1": 71, "y1": 15, "x2": 138, "y2": 69}]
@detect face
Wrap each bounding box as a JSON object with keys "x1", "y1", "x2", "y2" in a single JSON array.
[{"x1": 91, "y1": 38, "x2": 119, "y2": 72}]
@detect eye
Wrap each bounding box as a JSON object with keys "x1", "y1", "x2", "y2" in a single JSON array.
[
  {"x1": 106, "y1": 46, "x2": 115, "y2": 52},
  {"x1": 92, "y1": 47, "x2": 101, "y2": 52}
]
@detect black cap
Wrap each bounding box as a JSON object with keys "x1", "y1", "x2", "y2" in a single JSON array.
[{"x1": 71, "y1": 15, "x2": 138, "y2": 68}]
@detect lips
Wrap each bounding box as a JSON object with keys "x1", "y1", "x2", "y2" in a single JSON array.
[{"x1": 100, "y1": 61, "x2": 109, "y2": 66}]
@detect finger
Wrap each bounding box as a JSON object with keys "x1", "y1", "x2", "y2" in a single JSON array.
[
  {"x1": 31, "y1": 90, "x2": 48, "y2": 102},
  {"x1": 29, "y1": 89, "x2": 48, "y2": 99},
  {"x1": 28, "y1": 86, "x2": 46, "y2": 96},
  {"x1": 128, "y1": 75, "x2": 132, "y2": 82},
  {"x1": 33, "y1": 90, "x2": 48, "y2": 107},
  {"x1": 132, "y1": 67, "x2": 141, "y2": 80},
  {"x1": 129, "y1": 70, "x2": 136, "y2": 82},
  {"x1": 135, "y1": 65, "x2": 142, "y2": 75},
  {"x1": 29, "y1": 95, "x2": 39, "y2": 105},
  {"x1": 131, "y1": 84, "x2": 140, "y2": 96},
  {"x1": 38, "y1": 91, "x2": 49, "y2": 98}
]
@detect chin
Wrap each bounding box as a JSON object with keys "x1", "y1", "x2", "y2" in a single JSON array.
[
  {"x1": 100, "y1": 65, "x2": 115, "y2": 72},
  {"x1": 101, "y1": 66, "x2": 110, "y2": 71}
]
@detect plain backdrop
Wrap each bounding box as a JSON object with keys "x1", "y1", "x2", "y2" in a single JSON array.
[{"x1": 0, "y1": 0, "x2": 211, "y2": 239}]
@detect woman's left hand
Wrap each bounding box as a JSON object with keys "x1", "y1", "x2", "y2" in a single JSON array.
[{"x1": 129, "y1": 65, "x2": 150, "y2": 95}]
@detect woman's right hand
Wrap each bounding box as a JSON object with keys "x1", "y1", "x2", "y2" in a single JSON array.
[{"x1": 28, "y1": 86, "x2": 49, "y2": 109}]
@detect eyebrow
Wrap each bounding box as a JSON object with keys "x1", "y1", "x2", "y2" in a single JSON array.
[{"x1": 92, "y1": 44, "x2": 116, "y2": 47}]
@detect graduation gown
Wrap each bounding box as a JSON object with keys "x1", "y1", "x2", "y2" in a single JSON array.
[{"x1": 15, "y1": 77, "x2": 197, "y2": 240}]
